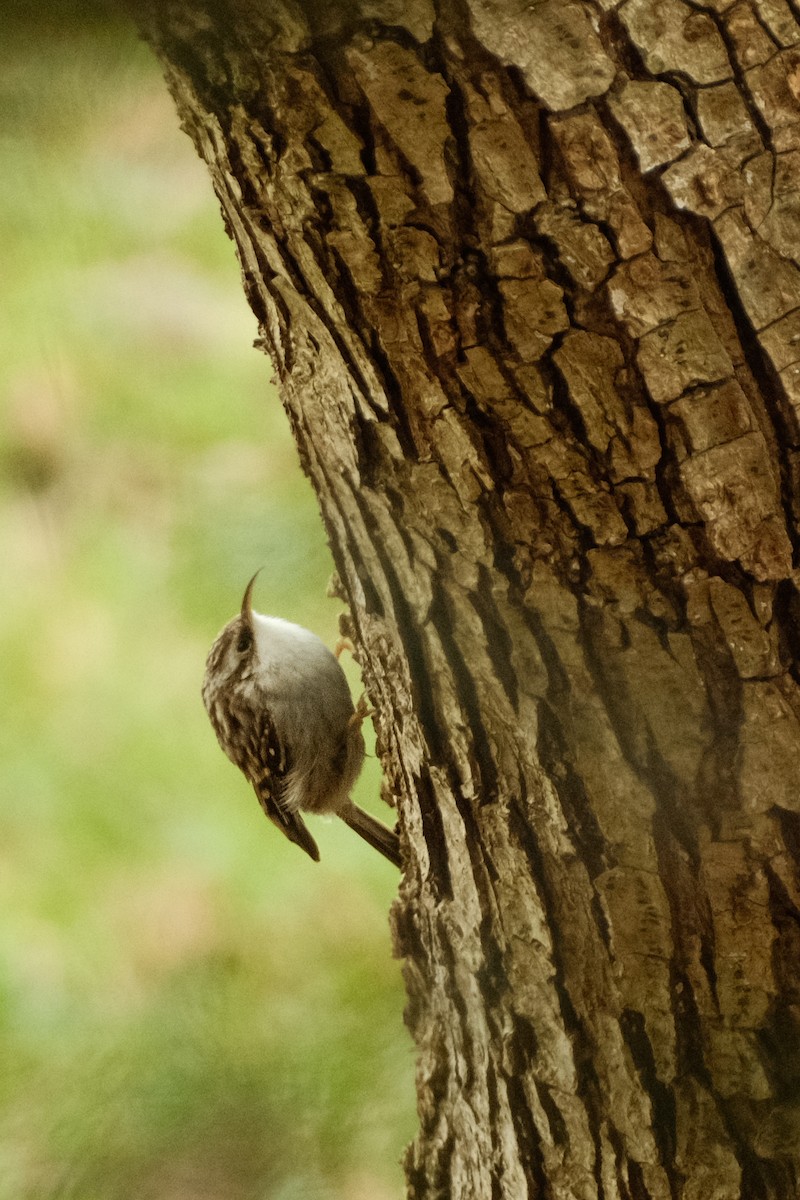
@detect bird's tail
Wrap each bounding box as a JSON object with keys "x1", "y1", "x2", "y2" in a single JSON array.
[
  {"x1": 254, "y1": 779, "x2": 321, "y2": 862},
  {"x1": 341, "y1": 804, "x2": 401, "y2": 868}
]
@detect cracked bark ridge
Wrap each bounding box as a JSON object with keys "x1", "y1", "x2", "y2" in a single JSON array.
[{"x1": 135, "y1": 1, "x2": 800, "y2": 1196}]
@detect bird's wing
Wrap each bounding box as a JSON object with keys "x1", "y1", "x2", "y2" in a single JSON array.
[{"x1": 251, "y1": 712, "x2": 320, "y2": 862}]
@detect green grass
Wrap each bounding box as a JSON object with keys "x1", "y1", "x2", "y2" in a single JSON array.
[{"x1": 0, "y1": 16, "x2": 414, "y2": 1198}]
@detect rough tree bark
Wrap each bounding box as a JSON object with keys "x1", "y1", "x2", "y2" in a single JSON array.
[{"x1": 135, "y1": 2, "x2": 800, "y2": 1196}]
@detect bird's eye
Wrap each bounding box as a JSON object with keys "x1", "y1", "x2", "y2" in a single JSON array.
[{"x1": 236, "y1": 628, "x2": 253, "y2": 654}]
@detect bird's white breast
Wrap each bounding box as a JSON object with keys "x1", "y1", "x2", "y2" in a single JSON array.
[{"x1": 251, "y1": 613, "x2": 353, "y2": 719}]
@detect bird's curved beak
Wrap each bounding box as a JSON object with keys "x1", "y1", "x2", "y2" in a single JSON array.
[{"x1": 240, "y1": 571, "x2": 260, "y2": 628}]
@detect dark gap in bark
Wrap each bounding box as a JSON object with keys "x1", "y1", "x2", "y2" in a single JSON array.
[
  {"x1": 251, "y1": 298, "x2": 287, "y2": 376},
  {"x1": 351, "y1": 416, "x2": 388, "y2": 494},
  {"x1": 469, "y1": 565, "x2": 519, "y2": 711},
  {"x1": 225, "y1": 120, "x2": 278, "y2": 207},
  {"x1": 308, "y1": 212, "x2": 371, "y2": 328},
  {"x1": 354, "y1": 555, "x2": 385, "y2": 618},
  {"x1": 312, "y1": 54, "x2": 381, "y2": 175},
  {"x1": 458, "y1": 395, "x2": 517, "y2": 487},
  {"x1": 503, "y1": 1068, "x2": 551, "y2": 1200},
  {"x1": 648, "y1": 824, "x2": 763, "y2": 1185},
  {"x1": 309, "y1": 14, "x2": 434, "y2": 102},
  {"x1": 739, "y1": 1154, "x2": 791, "y2": 1200},
  {"x1": 729, "y1": 1, "x2": 781, "y2": 51},
  {"x1": 477, "y1": 482, "x2": 577, "y2": 599},
  {"x1": 597, "y1": 7, "x2": 651, "y2": 80},
  {"x1": 536, "y1": 699, "x2": 609, "y2": 882},
  {"x1": 300, "y1": 132, "x2": 334, "y2": 175},
  {"x1": 695, "y1": 894, "x2": 720, "y2": 1012},
  {"x1": 534, "y1": 1080, "x2": 570, "y2": 1151},
  {"x1": 774, "y1": 806, "x2": 800, "y2": 892},
  {"x1": 319, "y1": 242, "x2": 371, "y2": 343},
  {"x1": 627, "y1": 1158, "x2": 655, "y2": 1200},
  {"x1": 416, "y1": 766, "x2": 453, "y2": 900},
  {"x1": 652, "y1": 830, "x2": 724, "y2": 1017},
  {"x1": 435, "y1": 526, "x2": 458, "y2": 554},
  {"x1": 547, "y1": 475, "x2": 601, "y2": 553},
  {"x1": 481, "y1": 506, "x2": 531, "y2": 589},
  {"x1": 759, "y1": 999, "x2": 800, "y2": 1104},
  {"x1": 330, "y1": 236, "x2": 381, "y2": 334},
  {"x1": 702, "y1": 219, "x2": 800, "y2": 554},
  {"x1": 452, "y1": 250, "x2": 526, "y2": 363},
  {"x1": 508, "y1": 1012, "x2": 539, "y2": 1067},
  {"x1": 589, "y1": 1117, "x2": 609, "y2": 1200},
  {"x1": 647, "y1": 757, "x2": 702, "y2": 858},
  {"x1": 606, "y1": 1125, "x2": 636, "y2": 1200},
  {"x1": 349, "y1": 173, "x2": 391, "y2": 271},
  {"x1": 484, "y1": 1060, "x2": 519, "y2": 1200},
  {"x1": 428, "y1": 586, "x2": 500, "y2": 803},
  {"x1": 348, "y1": 99, "x2": 379, "y2": 177},
  {"x1": 535, "y1": 100, "x2": 556, "y2": 195},
  {"x1": 435, "y1": 45, "x2": 485, "y2": 256},
  {"x1": 312, "y1": 463, "x2": 385, "y2": 622},
  {"x1": 476, "y1": 914, "x2": 508, "y2": 1006},
  {"x1": 248, "y1": 209, "x2": 306, "y2": 292},
  {"x1": 395, "y1": 909, "x2": 434, "y2": 1049},
  {"x1": 772, "y1": 576, "x2": 800, "y2": 681},
  {"x1": 612, "y1": 482, "x2": 660, "y2": 543},
  {"x1": 670, "y1": 961, "x2": 714, "y2": 1087},
  {"x1": 363, "y1": 333, "x2": 424, "y2": 457},
  {"x1": 515, "y1": 597, "x2": 628, "y2": 974},
  {"x1": 247, "y1": 214, "x2": 394, "y2": 431},
  {"x1": 348, "y1": 490, "x2": 448, "y2": 765},
  {"x1": 633, "y1": 604, "x2": 675, "y2": 652},
  {"x1": 232, "y1": 227, "x2": 302, "y2": 374},
  {"x1": 287, "y1": 36, "x2": 379, "y2": 160},
  {"x1": 391, "y1": 891, "x2": 425, "y2": 974},
  {"x1": 451, "y1": 783, "x2": 500, "y2": 887},
  {"x1": 762, "y1": 858, "x2": 800, "y2": 1094},
  {"x1": 525, "y1": 230, "x2": 584, "y2": 324},
  {"x1": 657, "y1": 818, "x2": 720, "y2": 1010},
  {"x1": 240, "y1": 266, "x2": 271, "y2": 329},
  {"x1": 405, "y1": 1129, "x2": 455, "y2": 1200},
  {"x1": 645, "y1": 408, "x2": 700, "y2": 537},
  {"x1": 619, "y1": 1008, "x2": 678, "y2": 1191},
  {"x1": 516, "y1": 605, "x2": 571, "y2": 700},
  {"x1": 545, "y1": 348, "x2": 611, "y2": 485},
  {"x1": 410, "y1": 304, "x2": 463, "y2": 412}
]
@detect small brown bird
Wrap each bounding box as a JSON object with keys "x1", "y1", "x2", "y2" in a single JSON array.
[{"x1": 202, "y1": 575, "x2": 401, "y2": 867}]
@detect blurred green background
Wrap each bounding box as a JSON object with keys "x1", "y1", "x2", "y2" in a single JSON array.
[{"x1": 0, "y1": 9, "x2": 414, "y2": 1198}]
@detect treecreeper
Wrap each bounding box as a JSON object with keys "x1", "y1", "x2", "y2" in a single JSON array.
[{"x1": 202, "y1": 574, "x2": 401, "y2": 867}]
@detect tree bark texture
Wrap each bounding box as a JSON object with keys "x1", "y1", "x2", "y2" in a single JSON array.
[{"x1": 137, "y1": 2, "x2": 800, "y2": 1196}]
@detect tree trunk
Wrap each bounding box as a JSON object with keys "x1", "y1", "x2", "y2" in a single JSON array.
[{"x1": 135, "y1": 2, "x2": 800, "y2": 1196}]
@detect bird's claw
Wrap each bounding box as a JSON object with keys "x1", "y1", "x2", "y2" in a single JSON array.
[
  {"x1": 350, "y1": 693, "x2": 375, "y2": 727},
  {"x1": 334, "y1": 636, "x2": 355, "y2": 660}
]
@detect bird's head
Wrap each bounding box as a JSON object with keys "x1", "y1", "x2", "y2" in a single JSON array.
[{"x1": 202, "y1": 571, "x2": 261, "y2": 701}]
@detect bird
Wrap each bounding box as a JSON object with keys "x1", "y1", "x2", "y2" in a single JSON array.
[{"x1": 202, "y1": 574, "x2": 401, "y2": 867}]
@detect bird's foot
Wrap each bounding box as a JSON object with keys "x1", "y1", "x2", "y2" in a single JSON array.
[
  {"x1": 334, "y1": 636, "x2": 355, "y2": 660},
  {"x1": 349, "y1": 692, "x2": 375, "y2": 728}
]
